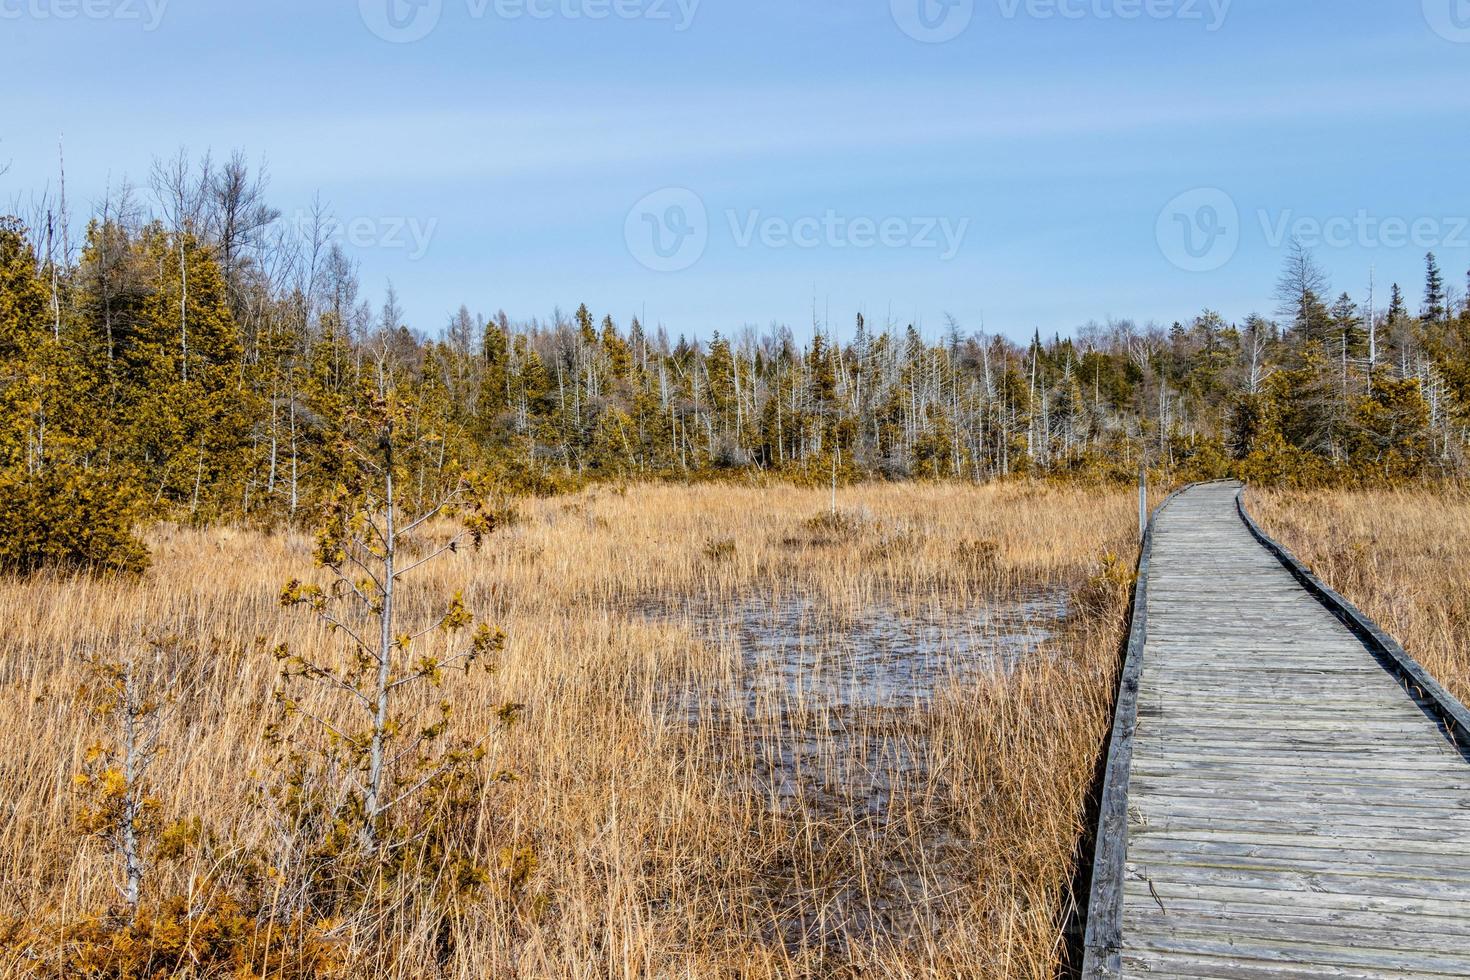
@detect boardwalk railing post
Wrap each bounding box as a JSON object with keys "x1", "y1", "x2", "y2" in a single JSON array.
[{"x1": 1137, "y1": 458, "x2": 1147, "y2": 539}]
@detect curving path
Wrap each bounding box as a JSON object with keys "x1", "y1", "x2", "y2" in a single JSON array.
[{"x1": 1084, "y1": 481, "x2": 1470, "y2": 979}]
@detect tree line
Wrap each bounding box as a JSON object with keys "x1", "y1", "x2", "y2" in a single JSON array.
[{"x1": 3, "y1": 152, "x2": 1469, "y2": 572}]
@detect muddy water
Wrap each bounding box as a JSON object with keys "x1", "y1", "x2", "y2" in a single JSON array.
[
  {"x1": 645, "y1": 589, "x2": 1068, "y2": 720},
  {"x1": 640, "y1": 588, "x2": 1070, "y2": 815},
  {"x1": 639, "y1": 588, "x2": 1075, "y2": 951}
]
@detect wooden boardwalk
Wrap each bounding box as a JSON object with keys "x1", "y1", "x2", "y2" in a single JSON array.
[{"x1": 1083, "y1": 481, "x2": 1470, "y2": 979}]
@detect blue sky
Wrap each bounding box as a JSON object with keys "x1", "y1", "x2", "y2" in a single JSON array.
[{"x1": 3, "y1": 0, "x2": 1469, "y2": 342}]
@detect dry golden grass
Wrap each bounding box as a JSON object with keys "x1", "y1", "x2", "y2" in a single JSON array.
[
  {"x1": 0, "y1": 481, "x2": 1135, "y2": 978},
  {"x1": 1250, "y1": 486, "x2": 1470, "y2": 707}
]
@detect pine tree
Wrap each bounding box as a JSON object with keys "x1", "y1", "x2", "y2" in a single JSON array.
[
  {"x1": 601, "y1": 315, "x2": 632, "y2": 383},
  {"x1": 1264, "y1": 341, "x2": 1338, "y2": 458},
  {"x1": 0, "y1": 219, "x2": 148, "y2": 573},
  {"x1": 1275, "y1": 241, "x2": 1333, "y2": 344},
  {"x1": 477, "y1": 315, "x2": 510, "y2": 424},
  {"x1": 1348, "y1": 377, "x2": 1432, "y2": 482},
  {"x1": 807, "y1": 331, "x2": 840, "y2": 461},
  {"x1": 0, "y1": 219, "x2": 51, "y2": 359},
  {"x1": 575, "y1": 303, "x2": 597, "y2": 346},
  {"x1": 1388, "y1": 283, "x2": 1408, "y2": 324},
  {"x1": 1423, "y1": 252, "x2": 1447, "y2": 323},
  {"x1": 1329, "y1": 293, "x2": 1364, "y2": 358},
  {"x1": 275, "y1": 371, "x2": 504, "y2": 852},
  {"x1": 125, "y1": 225, "x2": 252, "y2": 516}
]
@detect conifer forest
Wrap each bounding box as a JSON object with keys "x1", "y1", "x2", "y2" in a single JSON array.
[
  {"x1": 3, "y1": 157, "x2": 1466, "y2": 574},
  {"x1": 5, "y1": 2, "x2": 1470, "y2": 977}
]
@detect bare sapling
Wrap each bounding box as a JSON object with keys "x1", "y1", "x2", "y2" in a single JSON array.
[
  {"x1": 74, "y1": 639, "x2": 196, "y2": 920},
  {"x1": 273, "y1": 370, "x2": 505, "y2": 856}
]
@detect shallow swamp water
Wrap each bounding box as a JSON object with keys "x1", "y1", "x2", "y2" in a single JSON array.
[{"x1": 633, "y1": 585, "x2": 1076, "y2": 952}]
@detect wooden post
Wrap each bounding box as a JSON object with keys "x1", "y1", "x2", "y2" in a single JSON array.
[
  {"x1": 1138, "y1": 456, "x2": 1148, "y2": 538},
  {"x1": 831, "y1": 446, "x2": 838, "y2": 517}
]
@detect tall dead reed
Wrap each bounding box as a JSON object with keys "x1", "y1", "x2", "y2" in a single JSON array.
[
  {"x1": 0, "y1": 481, "x2": 1134, "y2": 978},
  {"x1": 1251, "y1": 485, "x2": 1470, "y2": 707}
]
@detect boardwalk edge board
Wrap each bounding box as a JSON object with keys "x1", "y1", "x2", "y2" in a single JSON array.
[
  {"x1": 1083, "y1": 480, "x2": 1470, "y2": 979},
  {"x1": 1079, "y1": 480, "x2": 1222, "y2": 978},
  {"x1": 1235, "y1": 487, "x2": 1470, "y2": 757}
]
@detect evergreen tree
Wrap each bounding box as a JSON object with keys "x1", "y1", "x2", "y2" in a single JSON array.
[
  {"x1": 477, "y1": 316, "x2": 510, "y2": 423},
  {"x1": 601, "y1": 315, "x2": 632, "y2": 383},
  {"x1": 1348, "y1": 377, "x2": 1433, "y2": 481},
  {"x1": 0, "y1": 220, "x2": 147, "y2": 573},
  {"x1": 1423, "y1": 252, "x2": 1447, "y2": 324},
  {"x1": 1275, "y1": 241, "x2": 1333, "y2": 345},
  {"x1": 1329, "y1": 293, "x2": 1364, "y2": 358},
  {"x1": 1388, "y1": 283, "x2": 1408, "y2": 324},
  {"x1": 125, "y1": 225, "x2": 252, "y2": 515}
]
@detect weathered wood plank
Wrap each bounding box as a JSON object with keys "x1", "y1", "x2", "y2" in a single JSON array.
[{"x1": 1081, "y1": 481, "x2": 1470, "y2": 978}]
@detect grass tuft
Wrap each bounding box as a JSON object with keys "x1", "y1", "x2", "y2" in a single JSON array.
[{"x1": 0, "y1": 481, "x2": 1134, "y2": 978}]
